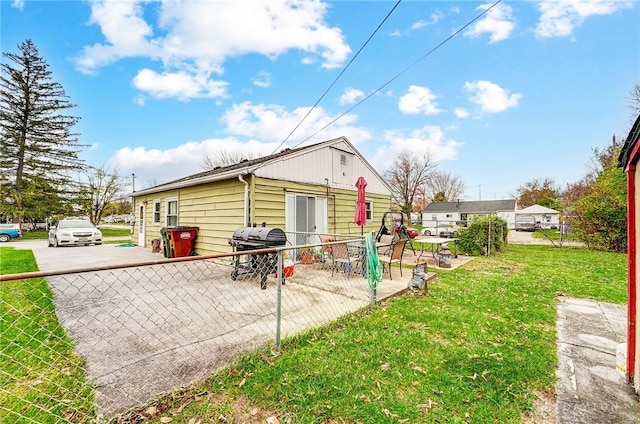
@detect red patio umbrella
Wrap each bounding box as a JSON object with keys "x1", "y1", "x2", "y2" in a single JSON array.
[{"x1": 354, "y1": 176, "x2": 368, "y2": 234}]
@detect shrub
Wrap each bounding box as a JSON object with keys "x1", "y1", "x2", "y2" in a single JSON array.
[{"x1": 456, "y1": 216, "x2": 508, "y2": 256}]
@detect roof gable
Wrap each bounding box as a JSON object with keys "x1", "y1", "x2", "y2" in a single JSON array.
[
  {"x1": 130, "y1": 137, "x2": 391, "y2": 196},
  {"x1": 618, "y1": 113, "x2": 640, "y2": 169},
  {"x1": 518, "y1": 204, "x2": 559, "y2": 214}
]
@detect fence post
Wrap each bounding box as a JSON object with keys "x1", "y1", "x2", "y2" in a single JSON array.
[{"x1": 275, "y1": 249, "x2": 283, "y2": 351}]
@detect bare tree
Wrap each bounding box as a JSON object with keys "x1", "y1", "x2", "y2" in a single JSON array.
[
  {"x1": 514, "y1": 177, "x2": 561, "y2": 209},
  {"x1": 425, "y1": 170, "x2": 465, "y2": 202},
  {"x1": 79, "y1": 165, "x2": 124, "y2": 225},
  {"x1": 201, "y1": 149, "x2": 260, "y2": 170},
  {"x1": 383, "y1": 151, "x2": 436, "y2": 216},
  {"x1": 628, "y1": 83, "x2": 640, "y2": 115}
]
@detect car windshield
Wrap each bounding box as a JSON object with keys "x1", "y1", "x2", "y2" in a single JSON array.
[{"x1": 58, "y1": 220, "x2": 94, "y2": 229}]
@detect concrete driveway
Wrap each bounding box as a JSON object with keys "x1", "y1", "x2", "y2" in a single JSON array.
[
  {"x1": 8, "y1": 239, "x2": 164, "y2": 273},
  {"x1": 6, "y1": 238, "x2": 408, "y2": 417}
]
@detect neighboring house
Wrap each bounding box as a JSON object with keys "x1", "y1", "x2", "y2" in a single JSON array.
[
  {"x1": 617, "y1": 112, "x2": 640, "y2": 392},
  {"x1": 129, "y1": 137, "x2": 392, "y2": 255},
  {"x1": 421, "y1": 199, "x2": 518, "y2": 233},
  {"x1": 516, "y1": 204, "x2": 560, "y2": 229}
]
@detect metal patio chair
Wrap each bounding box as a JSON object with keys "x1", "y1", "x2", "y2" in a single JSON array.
[
  {"x1": 331, "y1": 242, "x2": 361, "y2": 278},
  {"x1": 378, "y1": 238, "x2": 407, "y2": 280}
]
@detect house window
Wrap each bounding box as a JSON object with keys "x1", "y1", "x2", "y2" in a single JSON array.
[
  {"x1": 432, "y1": 215, "x2": 437, "y2": 221},
  {"x1": 340, "y1": 154, "x2": 347, "y2": 165},
  {"x1": 365, "y1": 201, "x2": 373, "y2": 221},
  {"x1": 153, "y1": 200, "x2": 161, "y2": 225},
  {"x1": 166, "y1": 198, "x2": 178, "y2": 227}
]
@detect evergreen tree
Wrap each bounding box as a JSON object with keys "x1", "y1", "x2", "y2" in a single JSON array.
[{"x1": 0, "y1": 39, "x2": 85, "y2": 223}]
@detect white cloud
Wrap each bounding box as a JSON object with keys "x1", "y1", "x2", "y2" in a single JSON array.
[
  {"x1": 11, "y1": 0, "x2": 24, "y2": 10},
  {"x1": 75, "y1": 0, "x2": 351, "y2": 99},
  {"x1": 221, "y1": 101, "x2": 371, "y2": 144},
  {"x1": 465, "y1": 3, "x2": 515, "y2": 44},
  {"x1": 398, "y1": 85, "x2": 442, "y2": 116},
  {"x1": 391, "y1": 12, "x2": 443, "y2": 37},
  {"x1": 112, "y1": 137, "x2": 282, "y2": 188},
  {"x1": 463, "y1": 80, "x2": 521, "y2": 114},
  {"x1": 340, "y1": 87, "x2": 365, "y2": 105},
  {"x1": 134, "y1": 95, "x2": 145, "y2": 106},
  {"x1": 370, "y1": 126, "x2": 463, "y2": 171},
  {"x1": 534, "y1": 0, "x2": 634, "y2": 38},
  {"x1": 133, "y1": 69, "x2": 229, "y2": 100},
  {"x1": 75, "y1": 0, "x2": 158, "y2": 72},
  {"x1": 251, "y1": 71, "x2": 271, "y2": 88},
  {"x1": 110, "y1": 100, "x2": 372, "y2": 188},
  {"x1": 454, "y1": 108, "x2": 470, "y2": 119}
]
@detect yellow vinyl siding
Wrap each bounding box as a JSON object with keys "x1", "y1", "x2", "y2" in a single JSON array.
[
  {"x1": 133, "y1": 180, "x2": 245, "y2": 255},
  {"x1": 252, "y1": 177, "x2": 391, "y2": 235},
  {"x1": 133, "y1": 175, "x2": 392, "y2": 256}
]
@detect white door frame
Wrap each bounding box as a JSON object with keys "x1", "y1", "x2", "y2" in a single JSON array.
[{"x1": 138, "y1": 204, "x2": 146, "y2": 247}]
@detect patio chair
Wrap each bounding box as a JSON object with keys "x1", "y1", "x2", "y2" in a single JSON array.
[
  {"x1": 331, "y1": 242, "x2": 361, "y2": 278},
  {"x1": 377, "y1": 234, "x2": 395, "y2": 256},
  {"x1": 378, "y1": 238, "x2": 407, "y2": 280}
]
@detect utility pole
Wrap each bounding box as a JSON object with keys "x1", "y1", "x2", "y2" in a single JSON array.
[{"x1": 131, "y1": 173, "x2": 136, "y2": 192}]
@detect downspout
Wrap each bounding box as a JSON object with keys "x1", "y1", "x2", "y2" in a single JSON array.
[
  {"x1": 238, "y1": 174, "x2": 249, "y2": 226},
  {"x1": 325, "y1": 178, "x2": 336, "y2": 233},
  {"x1": 626, "y1": 164, "x2": 637, "y2": 385}
]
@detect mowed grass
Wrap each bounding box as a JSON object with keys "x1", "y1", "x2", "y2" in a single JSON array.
[
  {"x1": 1, "y1": 244, "x2": 627, "y2": 423},
  {"x1": 0, "y1": 247, "x2": 94, "y2": 423},
  {"x1": 131, "y1": 244, "x2": 626, "y2": 423}
]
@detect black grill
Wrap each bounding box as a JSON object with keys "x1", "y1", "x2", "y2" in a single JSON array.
[{"x1": 228, "y1": 225, "x2": 287, "y2": 289}]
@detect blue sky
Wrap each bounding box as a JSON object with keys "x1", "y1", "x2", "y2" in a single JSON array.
[{"x1": 3, "y1": 0, "x2": 639, "y2": 200}]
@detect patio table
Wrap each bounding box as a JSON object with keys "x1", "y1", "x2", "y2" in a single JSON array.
[{"x1": 414, "y1": 237, "x2": 459, "y2": 260}]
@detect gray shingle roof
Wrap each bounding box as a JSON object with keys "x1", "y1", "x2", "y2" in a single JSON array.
[
  {"x1": 423, "y1": 199, "x2": 517, "y2": 214},
  {"x1": 144, "y1": 143, "x2": 319, "y2": 191}
]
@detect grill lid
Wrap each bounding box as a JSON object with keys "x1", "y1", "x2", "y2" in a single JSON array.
[{"x1": 231, "y1": 226, "x2": 287, "y2": 247}]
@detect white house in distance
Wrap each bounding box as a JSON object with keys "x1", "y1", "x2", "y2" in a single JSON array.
[
  {"x1": 516, "y1": 204, "x2": 560, "y2": 229},
  {"x1": 421, "y1": 199, "x2": 518, "y2": 235}
]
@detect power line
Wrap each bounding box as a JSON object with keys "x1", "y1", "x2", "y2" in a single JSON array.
[
  {"x1": 262, "y1": 0, "x2": 403, "y2": 159},
  {"x1": 292, "y1": 0, "x2": 503, "y2": 147}
]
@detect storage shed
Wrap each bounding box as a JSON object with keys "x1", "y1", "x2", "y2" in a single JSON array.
[{"x1": 617, "y1": 113, "x2": 640, "y2": 391}]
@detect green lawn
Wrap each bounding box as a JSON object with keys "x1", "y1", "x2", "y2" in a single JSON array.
[
  {"x1": 0, "y1": 247, "x2": 95, "y2": 423},
  {"x1": 1, "y1": 244, "x2": 627, "y2": 423},
  {"x1": 128, "y1": 245, "x2": 627, "y2": 423},
  {"x1": 532, "y1": 228, "x2": 579, "y2": 242}
]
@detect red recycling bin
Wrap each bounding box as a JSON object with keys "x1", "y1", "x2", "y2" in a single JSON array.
[{"x1": 165, "y1": 226, "x2": 198, "y2": 257}]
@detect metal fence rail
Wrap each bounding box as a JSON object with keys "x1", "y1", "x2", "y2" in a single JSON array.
[{"x1": 1, "y1": 237, "x2": 403, "y2": 422}]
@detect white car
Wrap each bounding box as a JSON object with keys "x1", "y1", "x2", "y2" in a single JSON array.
[{"x1": 48, "y1": 219, "x2": 102, "y2": 247}]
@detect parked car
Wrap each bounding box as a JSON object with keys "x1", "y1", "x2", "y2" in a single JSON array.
[
  {"x1": 0, "y1": 224, "x2": 21, "y2": 242},
  {"x1": 515, "y1": 216, "x2": 536, "y2": 232},
  {"x1": 48, "y1": 219, "x2": 102, "y2": 247},
  {"x1": 405, "y1": 227, "x2": 419, "y2": 239},
  {"x1": 422, "y1": 224, "x2": 458, "y2": 238}
]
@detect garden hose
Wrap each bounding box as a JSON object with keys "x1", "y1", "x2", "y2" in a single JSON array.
[{"x1": 364, "y1": 231, "x2": 383, "y2": 291}]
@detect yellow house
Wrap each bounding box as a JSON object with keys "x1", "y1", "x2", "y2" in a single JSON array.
[{"x1": 129, "y1": 137, "x2": 392, "y2": 255}]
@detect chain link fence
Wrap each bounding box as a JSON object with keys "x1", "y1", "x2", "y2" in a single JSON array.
[{"x1": 1, "y1": 236, "x2": 407, "y2": 422}]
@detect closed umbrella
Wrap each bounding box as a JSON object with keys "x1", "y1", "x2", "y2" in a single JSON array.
[{"x1": 354, "y1": 176, "x2": 368, "y2": 234}]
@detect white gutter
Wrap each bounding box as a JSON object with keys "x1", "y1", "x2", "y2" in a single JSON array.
[{"x1": 238, "y1": 174, "x2": 249, "y2": 226}]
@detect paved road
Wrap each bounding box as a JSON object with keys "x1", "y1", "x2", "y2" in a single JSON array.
[{"x1": 508, "y1": 230, "x2": 585, "y2": 247}]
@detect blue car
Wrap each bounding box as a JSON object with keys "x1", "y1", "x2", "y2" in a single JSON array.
[{"x1": 0, "y1": 224, "x2": 21, "y2": 242}]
